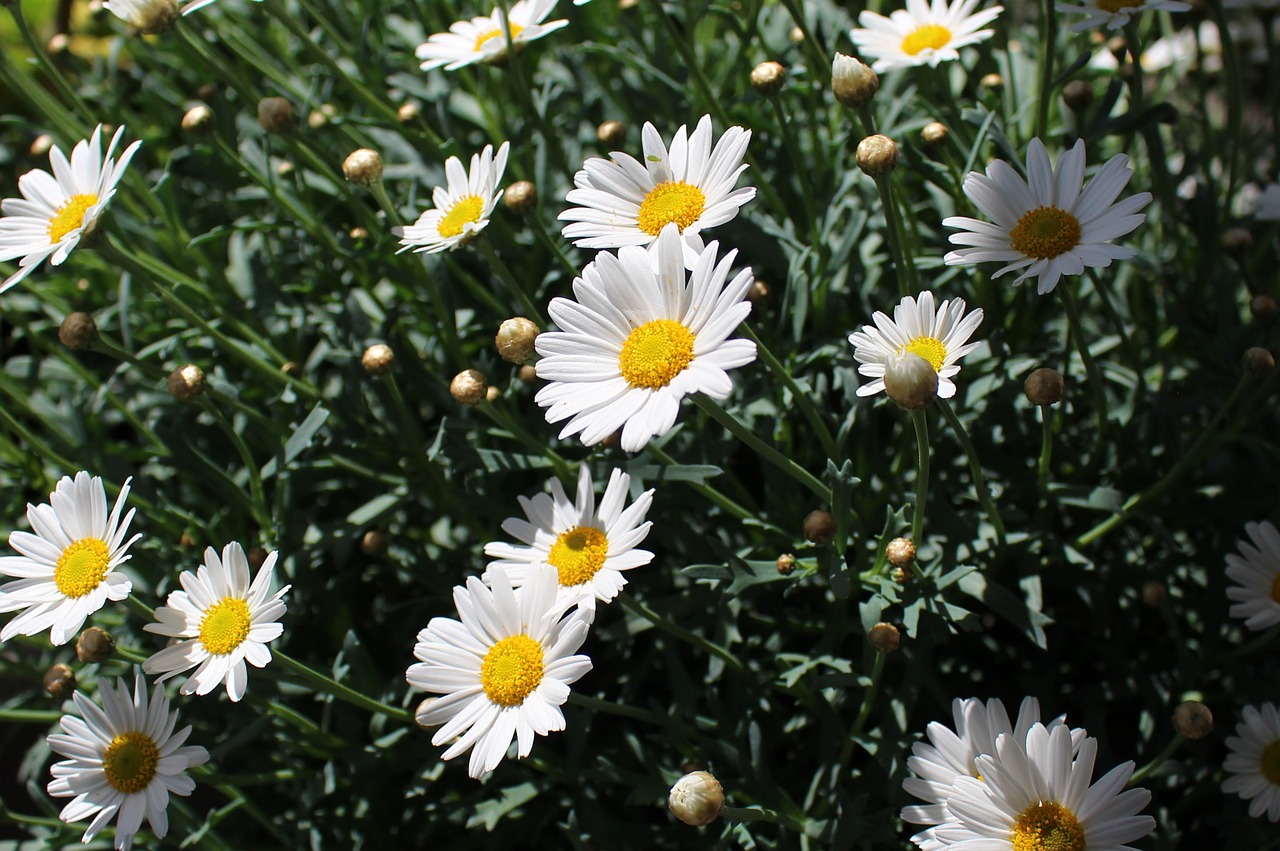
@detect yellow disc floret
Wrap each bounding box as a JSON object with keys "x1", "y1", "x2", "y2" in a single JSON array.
[
  {"x1": 437, "y1": 195, "x2": 487, "y2": 239},
  {"x1": 902, "y1": 336, "x2": 948, "y2": 372},
  {"x1": 1010, "y1": 206, "x2": 1082, "y2": 260},
  {"x1": 475, "y1": 21, "x2": 524, "y2": 51},
  {"x1": 102, "y1": 731, "x2": 159, "y2": 794},
  {"x1": 54, "y1": 538, "x2": 111, "y2": 599},
  {"x1": 47, "y1": 193, "x2": 100, "y2": 244},
  {"x1": 548, "y1": 526, "x2": 610, "y2": 587},
  {"x1": 198, "y1": 598, "x2": 252, "y2": 655},
  {"x1": 1010, "y1": 801, "x2": 1086, "y2": 851},
  {"x1": 619, "y1": 319, "x2": 696, "y2": 389},
  {"x1": 1261, "y1": 740, "x2": 1280, "y2": 785},
  {"x1": 901, "y1": 24, "x2": 953, "y2": 56},
  {"x1": 637, "y1": 181, "x2": 706, "y2": 236},
  {"x1": 480, "y1": 634, "x2": 545, "y2": 707}
]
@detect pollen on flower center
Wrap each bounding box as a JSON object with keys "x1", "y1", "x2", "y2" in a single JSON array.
[
  {"x1": 548, "y1": 526, "x2": 610, "y2": 587},
  {"x1": 54, "y1": 538, "x2": 111, "y2": 599},
  {"x1": 47, "y1": 193, "x2": 100, "y2": 244},
  {"x1": 1097, "y1": 0, "x2": 1144, "y2": 11},
  {"x1": 637, "y1": 181, "x2": 706, "y2": 236},
  {"x1": 437, "y1": 195, "x2": 487, "y2": 239},
  {"x1": 101, "y1": 731, "x2": 159, "y2": 794},
  {"x1": 902, "y1": 336, "x2": 947, "y2": 372},
  {"x1": 475, "y1": 21, "x2": 525, "y2": 51},
  {"x1": 1261, "y1": 741, "x2": 1280, "y2": 785},
  {"x1": 1010, "y1": 801, "x2": 1086, "y2": 851},
  {"x1": 480, "y1": 634, "x2": 545, "y2": 707},
  {"x1": 199, "y1": 598, "x2": 252, "y2": 655},
  {"x1": 901, "y1": 24, "x2": 953, "y2": 55},
  {"x1": 619, "y1": 319, "x2": 696, "y2": 389},
  {"x1": 1009, "y1": 206, "x2": 1082, "y2": 260}
]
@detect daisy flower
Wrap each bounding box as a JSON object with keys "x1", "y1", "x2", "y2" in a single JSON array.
[
  {"x1": 416, "y1": 0, "x2": 568, "y2": 72},
  {"x1": 848, "y1": 290, "x2": 983, "y2": 401},
  {"x1": 938, "y1": 723, "x2": 1156, "y2": 850},
  {"x1": 396, "y1": 142, "x2": 510, "y2": 254},
  {"x1": 0, "y1": 125, "x2": 141, "y2": 294},
  {"x1": 558, "y1": 114, "x2": 755, "y2": 262},
  {"x1": 405, "y1": 564, "x2": 592, "y2": 778},
  {"x1": 1056, "y1": 0, "x2": 1191, "y2": 31},
  {"x1": 1225, "y1": 520, "x2": 1280, "y2": 631},
  {"x1": 46, "y1": 671, "x2": 209, "y2": 851},
  {"x1": 141, "y1": 542, "x2": 290, "y2": 701},
  {"x1": 535, "y1": 223, "x2": 757, "y2": 452},
  {"x1": 0, "y1": 472, "x2": 140, "y2": 645},
  {"x1": 102, "y1": 0, "x2": 177, "y2": 32},
  {"x1": 1224, "y1": 703, "x2": 1280, "y2": 821},
  {"x1": 850, "y1": 0, "x2": 1004, "y2": 73},
  {"x1": 483, "y1": 466, "x2": 655, "y2": 616},
  {"x1": 943, "y1": 138, "x2": 1152, "y2": 295}
]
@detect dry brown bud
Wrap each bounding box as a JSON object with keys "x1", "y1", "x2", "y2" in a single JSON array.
[
  {"x1": 59, "y1": 312, "x2": 99, "y2": 350},
  {"x1": 257, "y1": 97, "x2": 295, "y2": 134},
  {"x1": 44, "y1": 664, "x2": 76, "y2": 700},
  {"x1": 248, "y1": 546, "x2": 268, "y2": 569},
  {"x1": 1251, "y1": 294, "x2": 1277, "y2": 319},
  {"x1": 167, "y1": 364, "x2": 205, "y2": 402},
  {"x1": 179, "y1": 531, "x2": 196, "y2": 548},
  {"x1": 856, "y1": 134, "x2": 898, "y2": 176},
  {"x1": 1221, "y1": 227, "x2": 1252, "y2": 254},
  {"x1": 803, "y1": 510, "x2": 837, "y2": 545},
  {"x1": 886, "y1": 537, "x2": 916, "y2": 569},
  {"x1": 1063, "y1": 80, "x2": 1094, "y2": 112},
  {"x1": 868, "y1": 622, "x2": 901, "y2": 653},
  {"x1": 361, "y1": 529, "x2": 388, "y2": 556},
  {"x1": 1024, "y1": 367, "x2": 1065, "y2": 406},
  {"x1": 1172, "y1": 700, "x2": 1213, "y2": 739},
  {"x1": 362, "y1": 344, "x2": 395, "y2": 375},
  {"x1": 76, "y1": 626, "x2": 115, "y2": 663},
  {"x1": 1244, "y1": 347, "x2": 1275, "y2": 375},
  {"x1": 776, "y1": 553, "x2": 796, "y2": 575},
  {"x1": 450, "y1": 369, "x2": 488, "y2": 406},
  {"x1": 1141, "y1": 580, "x2": 1167, "y2": 607}
]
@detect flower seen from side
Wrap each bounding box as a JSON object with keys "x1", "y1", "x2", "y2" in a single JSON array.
[
  {"x1": 416, "y1": 0, "x2": 568, "y2": 71},
  {"x1": 1223, "y1": 703, "x2": 1280, "y2": 821},
  {"x1": 1225, "y1": 520, "x2": 1280, "y2": 631},
  {"x1": 850, "y1": 0, "x2": 1004, "y2": 73},
  {"x1": 103, "y1": 0, "x2": 178, "y2": 32},
  {"x1": 848, "y1": 290, "x2": 983, "y2": 401},
  {"x1": 396, "y1": 142, "x2": 510, "y2": 253},
  {"x1": 1056, "y1": 0, "x2": 1191, "y2": 32}
]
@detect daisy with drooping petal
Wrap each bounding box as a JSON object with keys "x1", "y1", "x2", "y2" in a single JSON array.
[
  {"x1": 1224, "y1": 703, "x2": 1280, "y2": 821},
  {"x1": 483, "y1": 466, "x2": 654, "y2": 616},
  {"x1": 406, "y1": 563, "x2": 592, "y2": 778},
  {"x1": 416, "y1": 0, "x2": 568, "y2": 72},
  {"x1": 141, "y1": 542, "x2": 289, "y2": 701},
  {"x1": 1055, "y1": 0, "x2": 1191, "y2": 32},
  {"x1": 938, "y1": 723, "x2": 1156, "y2": 850},
  {"x1": 535, "y1": 223, "x2": 757, "y2": 452},
  {"x1": 0, "y1": 472, "x2": 140, "y2": 646},
  {"x1": 46, "y1": 671, "x2": 209, "y2": 851},
  {"x1": 1224, "y1": 520, "x2": 1280, "y2": 632},
  {"x1": 0, "y1": 125, "x2": 141, "y2": 293},
  {"x1": 396, "y1": 142, "x2": 510, "y2": 254},
  {"x1": 944, "y1": 138, "x2": 1153, "y2": 295},
  {"x1": 850, "y1": 0, "x2": 1004, "y2": 73},
  {"x1": 558, "y1": 114, "x2": 756, "y2": 263},
  {"x1": 848, "y1": 290, "x2": 983, "y2": 401}
]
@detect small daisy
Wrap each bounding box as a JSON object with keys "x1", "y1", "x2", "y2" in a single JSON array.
[
  {"x1": 0, "y1": 472, "x2": 140, "y2": 646},
  {"x1": 1055, "y1": 0, "x2": 1191, "y2": 32},
  {"x1": 406, "y1": 564, "x2": 592, "y2": 778},
  {"x1": 46, "y1": 671, "x2": 209, "y2": 851},
  {"x1": 0, "y1": 125, "x2": 141, "y2": 294},
  {"x1": 535, "y1": 223, "x2": 757, "y2": 452},
  {"x1": 558, "y1": 114, "x2": 756, "y2": 262},
  {"x1": 395, "y1": 142, "x2": 510, "y2": 254},
  {"x1": 938, "y1": 723, "x2": 1156, "y2": 850},
  {"x1": 141, "y1": 542, "x2": 289, "y2": 701},
  {"x1": 944, "y1": 138, "x2": 1152, "y2": 295},
  {"x1": 483, "y1": 466, "x2": 655, "y2": 616},
  {"x1": 848, "y1": 290, "x2": 983, "y2": 401},
  {"x1": 102, "y1": 0, "x2": 178, "y2": 32},
  {"x1": 1225, "y1": 520, "x2": 1280, "y2": 632},
  {"x1": 850, "y1": 0, "x2": 1004, "y2": 73},
  {"x1": 1224, "y1": 703, "x2": 1280, "y2": 821},
  {"x1": 416, "y1": 0, "x2": 568, "y2": 72}
]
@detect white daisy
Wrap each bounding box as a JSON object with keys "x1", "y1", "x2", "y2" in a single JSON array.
[
  {"x1": 1055, "y1": 0, "x2": 1191, "y2": 33},
  {"x1": 416, "y1": 0, "x2": 568, "y2": 72},
  {"x1": 535, "y1": 223, "x2": 757, "y2": 452},
  {"x1": 483, "y1": 466, "x2": 655, "y2": 616},
  {"x1": 1255, "y1": 184, "x2": 1280, "y2": 221},
  {"x1": 395, "y1": 142, "x2": 510, "y2": 254},
  {"x1": 558, "y1": 114, "x2": 756, "y2": 263},
  {"x1": 0, "y1": 472, "x2": 140, "y2": 646},
  {"x1": 943, "y1": 138, "x2": 1152, "y2": 295},
  {"x1": 46, "y1": 671, "x2": 210, "y2": 851},
  {"x1": 1223, "y1": 703, "x2": 1280, "y2": 821},
  {"x1": 850, "y1": 0, "x2": 1004, "y2": 73},
  {"x1": 938, "y1": 723, "x2": 1156, "y2": 850},
  {"x1": 405, "y1": 563, "x2": 592, "y2": 778},
  {"x1": 848, "y1": 290, "x2": 983, "y2": 401},
  {"x1": 0, "y1": 125, "x2": 141, "y2": 294},
  {"x1": 1225, "y1": 520, "x2": 1280, "y2": 632},
  {"x1": 141, "y1": 542, "x2": 289, "y2": 701},
  {"x1": 102, "y1": 0, "x2": 178, "y2": 32}
]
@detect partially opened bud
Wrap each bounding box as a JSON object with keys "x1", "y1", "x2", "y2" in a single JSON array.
[
  {"x1": 832, "y1": 53, "x2": 879, "y2": 108},
  {"x1": 669, "y1": 771, "x2": 724, "y2": 826},
  {"x1": 883, "y1": 351, "x2": 937, "y2": 409}
]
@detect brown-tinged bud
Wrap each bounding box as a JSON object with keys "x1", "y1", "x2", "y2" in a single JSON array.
[
  {"x1": 257, "y1": 97, "x2": 295, "y2": 134},
  {"x1": 59, "y1": 312, "x2": 99, "y2": 350},
  {"x1": 349, "y1": 226, "x2": 369, "y2": 241},
  {"x1": 883, "y1": 351, "x2": 937, "y2": 409},
  {"x1": 167, "y1": 364, "x2": 205, "y2": 401},
  {"x1": 307, "y1": 103, "x2": 335, "y2": 130},
  {"x1": 179, "y1": 531, "x2": 196, "y2": 548},
  {"x1": 76, "y1": 627, "x2": 115, "y2": 663},
  {"x1": 362, "y1": 343, "x2": 395, "y2": 375},
  {"x1": 495, "y1": 317, "x2": 540, "y2": 364},
  {"x1": 503, "y1": 180, "x2": 538, "y2": 215},
  {"x1": 450, "y1": 369, "x2": 488, "y2": 406},
  {"x1": 890, "y1": 566, "x2": 910, "y2": 583},
  {"x1": 750, "y1": 61, "x2": 786, "y2": 96},
  {"x1": 832, "y1": 53, "x2": 879, "y2": 108},
  {"x1": 1063, "y1": 80, "x2": 1094, "y2": 112},
  {"x1": 44, "y1": 664, "x2": 76, "y2": 700},
  {"x1": 776, "y1": 553, "x2": 796, "y2": 575},
  {"x1": 747, "y1": 279, "x2": 769, "y2": 303},
  {"x1": 182, "y1": 104, "x2": 214, "y2": 135},
  {"x1": 518, "y1": 364, "x2": 538, "y2": 385},
  {"x1": 803, "y1": 510, "x2": 837, "y2": 545},
  {"x1": 1251, "y1": 294, "x2": 1277, "y2": 319},
  {"x1": 788, "y1": 25, "x2": 804, "y2": 43},
  {"x1": 281, "y1": 361, "x2": 302, "y2": 377},
  {"x1": 1172, "y1": 700, "x2": 1213, "y2": 739},
  {"x1": 361, "y1": 529, "x2": 388, "y2": 557},
  {"x1": 485, "y1": 385, "x2": 500, "y2": 403},
  {"x1": 1141, "y1": 579, "x2": 1166, "y2": 607},
  {"x1": 920, "y1": 121, "x2": 948, "y2": 149},
  {"x1": 856, "y1": 134, "x2": 898, "y2": 176},
  {"x1": 1244, "y1": 346, "x2": 1275, "y2": 375},
  {"x1": 886, "y1": 537, "x2": 916, "y2": 569},
  {"x1": 979, "y1": 73, "x2": 1004, "y2": 93},
  {"x1": 398, "y1": 102, "x2": 421, "y2": 124},
  {"x1": 47, "y1": 32, "x2": 69, "y2": 53},
  {"x1": 1221, "y1": 227, "x2": 1252, "y2": 254},
  {"x1": 669, "y1": 771, "x2": 724, "y2": 826},
  {"x1": 1024, "y1": 367, "x2": 1065, "y2": 406},
  {"x1": 248, "y1": 546, "x2": 268, "y2": 569},
  {"x1": 30, "y1": 134, "x2": 54, "y2": 157},
  {"x1": 276, "y1": 161, "x2": 295, "y2": 177},
  {"x1": 868, "y1": 622, "x2": 901, "y2": 653},
  {"x1": 342, "y1": 148, "x2": 383, "y2": 186},
  {"x1": 597, "y1": 120, "x2": 626, "y2": 148},
  {"x1": 196, "y1": 83, "x2": 218, "y2": 101}
]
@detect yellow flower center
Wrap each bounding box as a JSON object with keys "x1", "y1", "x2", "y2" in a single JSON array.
[
  {"x1": 199, "y1": 598, "x2": 252, "y2": 655},
  {"x1": 901, "y1": 24, "x2": 953, "y2": 56},
  {"x1": 548, "y1": 526, "x2": 610, "y2": 587},
  {"x1": 475, "y1": 21, "x2": 524, "y2": 51},
  {"x1": 1261, "y1": 741, "x2": 1280, "y2": 785},
  {"x1": 54, "y1": 538, "x2": 111, "y2": 599},
  {"x1": 480, "y1": 634, "x2": 544, "y2": 707},
  {"x1": 637, "y1": 180, "x2": 706, "y2": 236},
  {"x1": 618, "y1": 319, "x2": 696, "y2": 389},
  {"x1": 47, "y1": 193, "x2": 100, "y2": 244},
  {"x1": 102, "y1": 731, "x2": 159, "y2": 795},
  {"x1": 1009, "y1": 206, "x2": 1082, "y2": 260},
  {"x1": 900, "y1": 336, "x2": 947, "y2": 372},
  {"x1": 437, "y1": 195, "x2": 487, "y2": 239},
  {"x1": 1010, "y1": 801, "x2": 1086, "y2": 851},
  {"x1": 1097, "y1": 0, "x2": 1144, "y2": 12},
  {"x1": 1270, "y1": 574, "x2": 1280, "y2": 605}
]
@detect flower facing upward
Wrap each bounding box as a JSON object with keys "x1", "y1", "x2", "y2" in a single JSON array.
[
  {"x1": 535, "y1": 224, "x2": 757, "y2": 452},
  {"x1": 46, "y1": 672, "x2": 209, "y2": 851},
  {"x1": 1055, "y1": 0, "x2": 1191, "y2": 32},
  {"x1": 1225, "y1": 520, "x2": 1280, "y2": 631},
  {"x1": 0, "y1": 125, "x2": 141, "y2": 293},
  {"x1": 142, "y1": 542, "x2": 290, "y2": 701},
  {"x1": 850, "y1": 0, "x2": 1004, "y2": 73},
  {"x1": 405, "y1": 564, "x2": 592, "y2": 778},
  {"x1": 416, "y1": 0, "x2": 568, "y2": 71},
  {"x1": 848, "y1": 290, "x2": 983, "y2": 401},
  {"x1": 396, "y1": 142, "x2": 510, "y2": 254},
  {"x1": 944, "y1": 138, "x2": 1152, "y2": 295},
  {"x1": 1224, "y1": 703, "x2": 1280, "y2": 821},
  {"x1": 483, "y1": 466, "x2": 655, "y2": 616},
  {"x1": 0, "y1": 472, "x2": 140, "y2": 645}
]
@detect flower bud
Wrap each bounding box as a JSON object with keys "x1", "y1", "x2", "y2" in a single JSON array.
[
  {"x1": 803, "y1": 510, "x2": 837, "y2": 544},
  {"x1": 920, "y1": 121, "x2": 948, "y2": 149},
  {"x1": 1244, "y1": 346, "x2": 1275, "y2": 375},
  {"x1": 890, "y1": 566, "x2": 910, "y2": 583},
  {"x1": 979, "y1": 72, "x2": 1003, "y2": 93},
  {"x1": 788, "y1": 25, "x2": 804, "y2": 43},
  {"x1": 1141, "y1": 580, "x2": 1166, "y2": 607},
  {"x1": 1251, "y1": 294, "x2": 1277, "y2": 319},
  {"x1": 167, "y1": 364, "x2": 205, "y2": 402},
  {"x1": 362, "y1": 343, "x2": 395, "y2": 375},
  {"x1": 105, "y1": 0, "x2": 178, "y2": 34},
  {"x1": 281, "y1": 361, "x2": 302, "y2": 377},
  {"x1": 518, "y1": 364, "x2": 538, "y2": 385},
  {"x1": 76, "y1": 626, "x2": 115, "y2": 663},
  {"x1": 495, "y1": 317, "x2": 540, "y2": 364},
  {"x1": 47, "y1": 32, "x2": 69, "y2": 53},
  {"x1": 856, "y1": 134, "x2": 898, "y2": 176},
  {"x1": 503, "y1": 180, "x2": 538, "y2": 215},
  {"x1": 248, "y1": 547, "x2": 269, "y2": 569},
  {"x1": 669, "y1": 771, "x2": 724, "y2": 826},
  {"x1": 257, "y1": 97, "x2": 295, "y2": 134},
  {"x1": 29, "y1": 134, "x2": 54, "y2": 157},
  {"x1": 776, "y1": 553, "x2": 796, "y2": 575},
  {"x1": 59, "y1": 311, "x2": 99, "y2": 350},
  {"x1": 44, "y1": 663, "x2": 76, "y2": 700},
  {"x1": 196, "y1": 83, "x2": 218, "y2": 101},
  {"x1": 1024, "y1": 367, "x2": 1064, "y2": 406},
  {"x1": 1063, "y1": 80, "x2": 1094, "y2": 112},
  {"x1": 361, "y1": 529, "x2": 388, "y2": 557},
  {"x1": 886, "y1": 537, "x2": 916, "y2": 569},
  {"x1": 1221, "y1": 227, "x2": 1252, "y2": 254},
  {"x1": 450, "y1": 369, "x2": 488, "y2": 406},
  {"x1": 1172, "y1": 700, "x2": 1213, "y2": 740},
  {"x1": 182, "y1": 103, "x2": 214, "y2": 135},
  {"x1": 276, "y1": 161, "x2": 295, "y2": 177},
  {"x1": 747, "y1": 279, "x2": 769, "y2": 304},
  {"x1": 342, "y1": 148, "x2": 383, "y2": 186},
  {"x1": 398, "y1": 102, "x2": 421, "y2": 124},
  {"x1": 883, "y1": 351, "x2": 937, "y2": 409},
  {"x1": 597, "y1": 120, "x2": 626, "y2": 148},
  {"x1": 868, "y1": 622, "x2": 901, "y2": 654},
  {"x1": 179, "y1": 531, "x2": 196, "y2": 548},
  {"x1": 832, "y1": 53, "x2": 879, "y2": 108},
  {"x1": 750, "y1": 61, "x2": 786, "y2": 96},
  {"x1": 349, "y1": 226, "x2": 369, "y2": 241}
]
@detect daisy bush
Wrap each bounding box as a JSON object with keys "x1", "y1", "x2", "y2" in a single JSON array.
[{"x1": 0, "y1": 0, "x2": 1278, "y2": 847}]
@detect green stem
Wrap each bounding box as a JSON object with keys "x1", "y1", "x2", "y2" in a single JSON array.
[
  {"x1": 274, "y1": 651, "x2": 412, "y2": 723},
  {"x1": 774, "y1": 0, "x2": 829, "y2": 86},
  {"x1": 477, "y1": 238, "x2": 547, "y2": 327},
  {"x1": 9, "y1": 3, "x2": 89, "y2": 121},
  {"x1": 1035, "y1": 0, "x2": 1057, "y2": 141},
  {"x1": 722, "y1": 805, "x2": 808, "y2": 833},
  {"x1": 0, "y1": 708, "x2": 64, "y2": 724},
  {"x1": 1058, "y1": 284, "x2": 1109, "y2": 437},
  {"x1": 909, "y1": 409, "x2": 930, "y2": 544},
  {"x1": 203, "y1": 402, "x2": 274, "y2": 536},
  {"x1": 477, "y1": 400, "x2": 573, "y2": 481},
  {"x1": 645, "y1": 443, "x2": 758, "y2": 524},
  {"x1": 692, "y1": 395, "x2": 831, "y2": 502},
  {"x1": 742, "y1": 324, "x2": 837, "y2": 460},
  {"x1": 618, "y1": 593, "x2": 744, "y2": 674},
  {"x1": 850, "y1": 649, "x2": 887, "y2": 737},
  {"x1": 1037, "y1": 404, "x2": 1054, "y2": 489},
  {"x1": 567, "y1": 692, "x2": 668, "y2": 726},
  {"x1": 937, "y1": 400, "x2": 1006, "y2": 550},
  {"x1": 1128, "y1": 735, "x2": 1183, "y2": 786}
]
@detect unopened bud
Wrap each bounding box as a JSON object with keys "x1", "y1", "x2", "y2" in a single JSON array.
[
  {"x1": 1251, "y1": 294, "x2": 1277, "y2": 319},
  {"x1": 883, "y1": 351, "x2": 937, "y2": 409},
  {"x1": 248, "y1": 547, "x2": 268, "y2": 569},
  {"x1": 1063, "y1": 80, "x2": 1094, "y2": 112},
  {"x1": 1221, "y1": 227, "x2": 1252, "y2": 254},
  {"x1": 1244, "y1": 346, "x2": 1275, "y2": 375},
  {"x1": 1141, "y1": 580, "x2": 1166, "y2": 607},
  {"x1": 281, "y1": 361, "x2": 302, "y2": 377},
  {"x1": 30, "y1": 135, "x2": 53, "y2": 157},
  {"x1": 750, "y1": 61, "x2": 786, "y2": 96},
  {"x1": 803, "y1": 510, "x2": 837, "y2": 545},
  {"x1": 669, "y1": 771, "x2": 724, "y2": 827},
  {"x1": 44, "y1": 664, "x2": 76, "y2": 700},
  {"x1": 362, "y1": 344, "x2": 395, "y2": 375},
  {"x1": 307, "y1": 103, "x2": 336, "y2": 130},
  {"x1": 59, "y1": 312, "x2": 99, "y2": 350},
  {"x1": 398, "y1": 102, "x2": 421, "y2": 124},
  {"x1": 890, "y1": 566, "x2": 910, "y2": 583},
  {"x1": 76, "y1": 626, "x2": 115, "y2": 663},
  {"x1": 485, "y1": 385, "x2": 500, "y2": 403},
  {"x1": 349, "y1": 226, "x2": 369, "y2": 241},
  {"x1": 179, "y1": 531, "x2": 196, "y2": 548},
  {"x1": 167, "y1": 364, "x2": 205, "y2": 401},
  {"x1": 450, "y1": 369, "x2": 488, "y2": 406},
  {"x1": 342, "y1": 148, "x2": 383, "y2": 186},
  {"x1": 257, "y1": 97, "x2": 295, "y2": 134},
  {"x1": 868, "y1": 622, "x2": 901, "y2": 653},
  {"x1": 832, "y1": 53, "x2": 879, "y2": 108},
  {"x1": 182, "y1": 103, "x2": 214, "y2": 135},
  {"x1": 921, "y1": 121, "x2": 948, "y2": 149},
  {"x1": 747, "y1": 279, "x2": 769, "y2": 303},
  {"x1": 856, "y1": 134, "x2": 898, "y2": 176},
  {"x1": 518, "y1": 364, "x2": 538, "y2": 385},
  {"x1": 361, "y1": 529, "x2": 388, "y2": 557},
  {"x1": 886, "y1": 537, "x2": 916, "y2": 569},
  {"x1": 47, "y1": 32, "x2": 69, "y2": 53},
  {"x1": 788, "y1": 25, "x2": 804, "y2": 43},
  {"x1": 1024, "y1": 367, "x2": 1064, "y2": 406},
  {"x1": 979, "y1": 72, "x2": 1003, "y2": 93},
  {"x1": 597, "y1": 120, "x2": 626, "y2": 148},
  {"x1": 1172, "y1": 700, "x2": 1213, "y2": 739},
  {"x1": 496, "y1": 317, "x2": 540, "y2": 364},
  {"x1": 276, "y1": 161, "x2": 295, "y2": 177},
  {"x1": 776, "y1": 553, "x2": 796, "y2": 575},
  {"x1": 503, "y1": 180, "x2": 538, "y2": 215}
]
